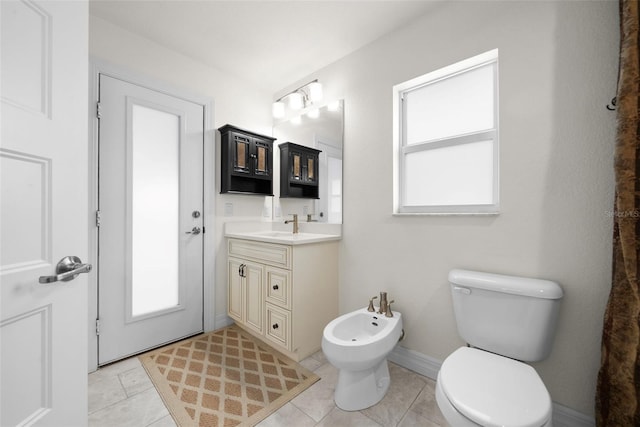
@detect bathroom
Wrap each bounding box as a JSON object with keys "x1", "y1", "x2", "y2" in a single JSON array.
[{"x1": 2, "y1": 1, "x2": 618, "y2": 426}]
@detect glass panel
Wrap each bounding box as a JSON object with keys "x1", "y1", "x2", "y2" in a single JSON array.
[
  {"x1": 235, "y1": 139, "x2": 246, "y2": 169},
  {"x1": 256, "y1": 146, "x2": 266, "y2": 173},
  {"x1": 131, "y1": 104, "x2": 180, "y2": 317},
  {"x1": 404, "y1": 140, "x2": 494, "y2": 206},
  {"x1": 293, "y1": 154, "x2": 301, "y2": 179},
  {"x1": 405, "y1": 63, "x2": 494, "y2": 144},
  {"x1": 307, "y1": 158, "x2": 314, "y2": 180}
]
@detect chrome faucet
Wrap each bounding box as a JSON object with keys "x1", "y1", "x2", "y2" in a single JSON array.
[
  {"x1": 306, "y1": 214, "x2": 318, "y2": 223},
  {"x1": 284, "y1": 214, "x2": 299, "y2": 234}
]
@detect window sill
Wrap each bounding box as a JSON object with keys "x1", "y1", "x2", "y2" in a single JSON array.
[{"x1": 392, "y1": 211, "x2": 500, "y2": 217}]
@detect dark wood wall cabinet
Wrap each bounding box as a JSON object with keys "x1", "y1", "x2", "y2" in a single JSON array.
[
  {"x1": 219, "y1": 124, "x2": 276, "y2": 195},
  {"x1": 279, "y1": 142, "x2": 321, "y2": 199}
]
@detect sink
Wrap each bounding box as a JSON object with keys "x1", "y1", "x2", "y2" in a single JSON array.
[
  {"x1": 254, "y1": 231, "x2": 296, "y2": 238},
  {"x1": 225, "y1": 230, "x2": 341, "y2": 245}
]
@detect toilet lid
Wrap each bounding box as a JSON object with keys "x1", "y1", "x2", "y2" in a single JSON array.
[{"x1": 439, "y1": 347, "x2": 551, "y2": 427}]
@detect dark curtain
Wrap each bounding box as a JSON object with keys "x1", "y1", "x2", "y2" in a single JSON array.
[{"x1": 596, "y1": 0, "x2": 640, "y2": 425}]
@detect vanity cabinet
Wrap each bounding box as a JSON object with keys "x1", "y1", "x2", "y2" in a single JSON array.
[
  {"x1": 227, "y1": 237, "x2": 338, "y2": 361},
  {"x1": 279, "y1": 142, "x2": 321, "y2": 199},
  {"x1": 219, "y1": 124, "x2": 276, "y2": 195}
]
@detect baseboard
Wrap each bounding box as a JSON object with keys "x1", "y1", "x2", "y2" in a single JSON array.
[
  {"x1": 388, "y1": 345, "x2": 595, "y2": 427},
  {"x1": 214, "y1": 314, "x2": 234, "y2": 331},
  {"x1": 388, "y1": 344, "x2": 442, "y2": 380},
  {"x1": 552, "y1": 404, "x2": 595, "y2": 427}
]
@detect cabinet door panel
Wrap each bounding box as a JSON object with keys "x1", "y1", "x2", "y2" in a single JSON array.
[
  {"x1": 254, "y1": 139, "x2": 272, "y2": 178},
  {"x1": 244, "y1": 261, "x2": 264, "y2": 334},
  {"x1": 228, "y1": 258, "x2": 244, "y2": 322},
  {"x1": 232, "y1": 133, "x2": 251, "y2": 175}
]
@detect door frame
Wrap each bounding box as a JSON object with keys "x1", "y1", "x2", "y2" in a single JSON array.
[{"x1": 88, "y1": 59, "x2": 216, "y2": 372}]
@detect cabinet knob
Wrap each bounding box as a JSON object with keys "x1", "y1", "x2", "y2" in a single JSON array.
[
  {"x1": 273, "y1": 284, "x2": 279, "y2": 290},
  {"x1": 272, "y1": 323, "x2": 279, "y2": 330}
]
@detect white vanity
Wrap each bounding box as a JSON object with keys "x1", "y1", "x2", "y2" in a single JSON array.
[{"x1": 225, "y1": 225, "x2": 340, "y2": 361}]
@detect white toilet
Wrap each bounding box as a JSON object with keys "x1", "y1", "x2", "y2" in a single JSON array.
[
  {"x1": 322, "y1": 307, "x2": 403, "y2": 411},
  {"x1": 436, "y1": 269, "x2": 563, "y2": 427}
]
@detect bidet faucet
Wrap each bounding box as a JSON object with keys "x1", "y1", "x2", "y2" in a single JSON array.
[
  {"x1": 378, "y1": 292, "x2": 388, "y2": 315},
  {"x1": 284, "y1": 214, "x2": 299, "y2": 234}
]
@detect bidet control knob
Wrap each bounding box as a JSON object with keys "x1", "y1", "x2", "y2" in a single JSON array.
[
  {"x1": 367, "y1": 296, "x2": 378, "y2": 312},
  {"x1": 385, "y1": 300, "x2": 395, "y2": 318}
]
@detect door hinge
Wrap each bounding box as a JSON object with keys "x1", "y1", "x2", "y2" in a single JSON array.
[
  {"x1": 95, "y1": 318, "x2": 101, "y2": 336},
  {"x1": 95, "y1": 210, "x2": 101, "y2": 227},
  {"x1": 96, "y1": 102, "x2": 102, "y2": 119}
]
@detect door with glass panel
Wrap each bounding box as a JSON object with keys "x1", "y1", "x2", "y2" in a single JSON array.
[{"x1": 97, "y1": 75, "x2": 204, "y2": 365}]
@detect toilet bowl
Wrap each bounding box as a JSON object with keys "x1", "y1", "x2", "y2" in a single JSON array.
[
  {"x1": 322, "y1": 307, "x2": 403, "y2": 411},
  {"x1": 435, "y1": 347, "x2": 553, "y2": 427}
]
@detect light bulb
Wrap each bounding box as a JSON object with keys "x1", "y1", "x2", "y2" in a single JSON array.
[
  {"x1": 288, "y1": 92, "x2": 304, "y2": 110},
  {"x1": 328, "y1": 100, "x2": 340, "y2": 111},
  {"x1": 308, "y1": 82, "x2": 323, "y2": 102},
  {"x1": 272, "y1": 101, "x2": 285, "y2": 118}
]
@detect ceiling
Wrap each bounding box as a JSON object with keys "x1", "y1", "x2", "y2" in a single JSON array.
[{"x1": 89, "y1": 0, "x2": 438, "y2": 94}]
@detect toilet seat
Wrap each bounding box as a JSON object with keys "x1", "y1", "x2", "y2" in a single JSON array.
[{"x1": 439, "y1": 347, "x2": 552, "y2": 427}]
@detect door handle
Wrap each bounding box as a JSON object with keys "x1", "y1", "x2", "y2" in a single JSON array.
[
  {"x1": 185, "y1": 227, "x2": 201, "y2": 235},
  {"x1": 39, "y1": 256, "x2": 92, "y2": 284}
]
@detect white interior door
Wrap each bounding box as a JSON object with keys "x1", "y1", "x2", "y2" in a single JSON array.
[
  {"x1": 1, "y1": 1, "x2": 89, "y2": 425},
  {"x1": 97, "y1": 74, "x2": 204, "y2": 365},
  {"x1": 316, "y1": 140, "x2": 342, "y2": 223}
]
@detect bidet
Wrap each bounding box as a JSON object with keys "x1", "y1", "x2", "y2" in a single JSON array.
[{"x1": 322, "y1": 307, "x2": 403, "y2": 410}]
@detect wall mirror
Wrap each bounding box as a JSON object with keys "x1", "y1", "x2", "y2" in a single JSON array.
[{"x1": 273, "y1": 100, "x2": 343, "y2": 224}]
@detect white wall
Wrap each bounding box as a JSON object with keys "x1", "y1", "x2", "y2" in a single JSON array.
[{"x1": 280, "y1": 0, "x2": 618, "y2": 418}]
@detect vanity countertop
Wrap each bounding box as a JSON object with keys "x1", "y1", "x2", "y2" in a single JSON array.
[{"x1": 224, "y1": 222, "x2": 341, "y2": 246}]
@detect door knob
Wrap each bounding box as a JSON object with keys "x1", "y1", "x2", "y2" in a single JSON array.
[
  {"x1": 185, "y1": 227, "x2": 201, "y2": 235},
  {"x1": 39, "y1": 256, "x2": 92, "y2": 284}
]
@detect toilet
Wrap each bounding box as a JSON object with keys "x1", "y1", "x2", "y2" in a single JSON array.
[
  {"x1": 436, "y1": 269, "x2": 563, "y2": 427},
  {"x1": 322, "y1": 307, "x2": 403, "y2": 411}
]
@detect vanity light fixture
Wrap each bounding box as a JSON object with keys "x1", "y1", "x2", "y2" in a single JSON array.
[{"x1": 272, "y1": 79, "x2": 323, "y2": 118}]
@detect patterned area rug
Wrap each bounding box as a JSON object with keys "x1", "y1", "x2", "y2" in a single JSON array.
[{"x1": 139, "y1": 325, "x2": 320, "y2": 426}]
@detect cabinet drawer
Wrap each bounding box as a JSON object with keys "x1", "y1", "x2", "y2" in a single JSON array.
[
  {"x1": 265, "y1": 267, "x2": 291, "y2": 310},
  {"x1": 265, "y1": 303, "x2": 291, "y2": 351},
  {"x1": 228, "y1": 239, "x2": 291, "y2": 269}
]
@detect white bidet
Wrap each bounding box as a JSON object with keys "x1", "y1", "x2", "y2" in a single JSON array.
[{"x1": 322, "y1": 307, "x2": 403, "y2": 411}]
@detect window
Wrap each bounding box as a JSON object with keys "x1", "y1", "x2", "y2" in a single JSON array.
[{"x1": 393, "y1": 49, "x2": 499, "y2": 214}]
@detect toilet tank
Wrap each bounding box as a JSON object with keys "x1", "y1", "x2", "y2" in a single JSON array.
[{"x1": 449, "y1": 269, "x2": 563, "y2": 362}]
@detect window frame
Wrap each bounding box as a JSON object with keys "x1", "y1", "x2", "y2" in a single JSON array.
[{"x1": 393, "y1": 49, "x2": 500, "y2": 215}]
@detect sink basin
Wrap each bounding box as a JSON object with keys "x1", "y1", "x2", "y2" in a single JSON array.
[
  {"x1": 254, "y1": 231, "x2": 296, "y2": 238},
  {"x1": 225, "y1": 230, "x2": 341, "y2": 245}
]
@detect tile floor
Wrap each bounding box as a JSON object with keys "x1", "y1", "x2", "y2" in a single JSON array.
[{"x1": 88, "y1": 349, "x2": 448, "y2": 427}]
